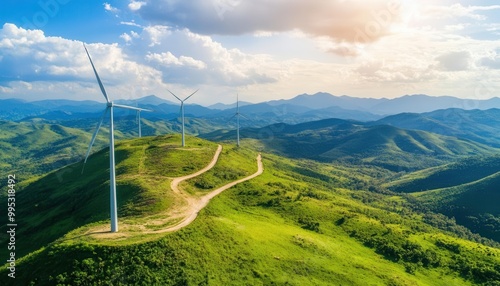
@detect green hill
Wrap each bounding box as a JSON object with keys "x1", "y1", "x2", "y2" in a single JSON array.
[
  {"x1": 386, "y1": 155, "x2": 500, "y2": 193},
  {"x1": 414, "y1": 171, "x2": 500, "y2": 242},
  {"x1": 1, "y1": 135, "x2": 500, "y2": 285},
  {"x1": 0, "y1": 116, "x2": 224, "y2": 180},
  {"x1": 375, "y1": 108, "x2": 500, "y2": 147},
  {"x1": 0, "y1": 120, "x2": 108, "y2": 178},
  {"x1": 384, "y1": 156, "x2": 500, "y2": 242},
  {"x1": 202, "y1": 118, "x2": 497, "y2": 171}
]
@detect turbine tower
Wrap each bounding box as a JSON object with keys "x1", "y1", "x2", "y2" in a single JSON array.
[
  {"x1": 136, "y1": 109, "x2": 151, "y2": 138},
  {"x1": 82, "y1": 43, "x2": 150, "y2": 233},
  {"x1": 167, "y1": 89, "x2": 198, "y2": 147},
  {"x1": 134, "y1": 100, "x2": 152, "y2": 138},
  {"x1": 229, "y1": 94, "x2": 247, "y2": 147},
  {"x1": 137, "y1": 110, "x2": 142, "y2": 138}
]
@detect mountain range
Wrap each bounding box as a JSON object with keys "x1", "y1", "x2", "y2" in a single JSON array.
[
  {"x1": 4, "y1": 92, "x2": 500, "y2": 123},
  {"x1": 202, "y1": 118, "x2": 497, "y2": 171}
]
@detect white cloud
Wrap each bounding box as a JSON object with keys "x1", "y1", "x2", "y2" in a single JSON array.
[
  {"x1": 122, "y1": 25, "x2": 280, "y2": 86},
  {"x1": 120, "y1": 21, "x2": 143, "y2": 28},
  {"x1": 146, "y1": 52, "x2": 206, "y2": 70},
  {"x1": 132, "y1": 0, "x2": 405, "y2": 44},
  {"x1": 435, "y1": 51, "x2": 472, "y2": 71},
  {"x1": 0, "y1": 23, "x2": 164, "y2": 101},
  {"x1": 120, "y1": 33, "x2": 132, "y2": 43},
  {"x1": 424, "y1": 4, "x2": 500, "y2": 21},
  {"x1": 129, "y1": 1, "x2": 146, "y2": 11},
  {"x1": 104, "y1": 3, "x2": 119, "y2": 13}
]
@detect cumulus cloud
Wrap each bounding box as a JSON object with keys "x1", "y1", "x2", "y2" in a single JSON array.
[
  {"x1": 121, "y1": 25, "x2": 280, "y2": 86},
  {"x1": 480, "y1": 55, "x2": 500, "y2": 69},
  {"x1": 146, "y1": 52, "x2": 206, "y2": 70},
  {"x1": 0, "y1": 23, "x2": 281, "y2": 102},
  {"x1": 129, "y1": 1, "x2": 146, "y2": 11},
  {"x1": 104, "y1": 3, "x2": 119, "y2": 13},
  {"x1": 132, "y1": 0, "x2": 403, "y2": 44},
  {"x1": 435, "y1": 51, "x2": 472, "y2": 71},
  {"x1": 0, "y1": 23, "x2": 163, "y2": 100}
]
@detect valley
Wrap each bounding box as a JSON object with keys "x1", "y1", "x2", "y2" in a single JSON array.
[{"x1": 1, "y1": 93, "x2": 500, "y2": 285}]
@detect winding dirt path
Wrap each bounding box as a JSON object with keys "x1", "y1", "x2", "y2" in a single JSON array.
[
  {"x1": 163, "y1": 152, "x2": 263, "y2": 233},
  {"x1": 85, "y1": 145, "x2": 263, "y2": 238}
]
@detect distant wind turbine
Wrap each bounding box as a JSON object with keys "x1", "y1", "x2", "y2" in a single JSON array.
[
  {"x1": 135, "y1": 104, "x2": 152, "y2": 138},
  {"x1": 167, "y1": 89, "x2": 198, "y2": 147},
  {"x1": 82, "y1": 43, "x2": 151, "y2": 233},
  {"x1": 229, "y1": 94, "x2": 247, "y2": 147}
]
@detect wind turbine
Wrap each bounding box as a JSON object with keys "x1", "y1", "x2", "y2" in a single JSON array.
[
  {"x1": 135, "y1": 105, "x2": 152, "y2": 138},
  {"x1": 82, "y1": 43, "x2": 150, "y2": 233},
  {"x1": 229, "y1": 94, "x2": 247, "y2": 147},
  {"x1": 137, "y1": 110, "x2": 143, "y2": 138},
  {"x1": 167, "y1": 89, "x2": 198, "y2": 147}
]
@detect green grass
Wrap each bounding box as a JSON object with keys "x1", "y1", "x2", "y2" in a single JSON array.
[
  {"x1": 1, "y1": 136, "x2": 500, "y2": 285},
  {"x1": 180, "y1": 144, "x2": 257, "y2": 195}
]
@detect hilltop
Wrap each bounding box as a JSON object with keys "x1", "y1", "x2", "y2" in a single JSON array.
[{"x1": 1, "y1": 135, "x2": 500, "y2": 285}]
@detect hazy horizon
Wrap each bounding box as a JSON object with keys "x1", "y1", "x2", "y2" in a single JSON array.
[{"x1": 1, "y1": 1, "x2": 499, "y2": 105}]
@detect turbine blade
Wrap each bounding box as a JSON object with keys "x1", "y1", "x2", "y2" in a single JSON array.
[
  {"x1": 184, "y1": 89, "x2": 199, "y2": 101},
  {"x1": 227, "y1": 114, "x2": 237, "y2": 122},
  {"x1": 167, "y1": 89, "x2": 182, "y2": 102},
  {"x1": 240, "y1": 113, "x2": 249, "y2": 120},
  {"x1": 113, "y1": 104, "x2": 152, "y2": 112},
  {"x1": 83, "y1": 107, "x2": 108, "y2": 167},
  {"x1": 83, "y1": 43, "x2": 110, "y2": 103}
]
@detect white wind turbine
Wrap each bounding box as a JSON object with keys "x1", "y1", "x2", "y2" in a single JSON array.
[
  {"x1": 82, "y1": 43, "x2": 151, "y2": 233},
  {"x1": 229, "y1": 94, "x2": 247, "y2": 147},
  {"x1": 167, "y1": 89, "x2": 198, "y2": 147},
  {"x1": 135, "y1": 108, "x2": 152, "y2": 138}
]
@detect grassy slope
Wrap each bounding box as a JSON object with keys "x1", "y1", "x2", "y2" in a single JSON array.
[
  {"x1": 0, "y1": 134, "x2": 218, "y2": 259},
  {"x1": 202, "y1": 119, "x2": 497, "y2": 172},
  {"x1": 413, "y1": 172, "x2": 500, "y2": 242},
  {"x1": 0, "y1": 120, "x2": 109, "y2": 178},
  {"x1": 383, "y1": 156, "x2": 500, "y2": 242},
  {"x1": 1, "y1": 137, "x2": 500, "y2": 285},
  {"x1": 385, "y1": 155, "x2": 500, "y2": 193}
]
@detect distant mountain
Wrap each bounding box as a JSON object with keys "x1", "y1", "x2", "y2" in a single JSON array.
[
  {"x1": 5, "y1": 92, "x2": 500, "y2": 124},
  {"x1": 207, "y1": 102, "x2": 380, "y2": 126},
  {"x1": 300, "y1": 105, "x2": 381, "y2": 121},
  {"x1": 0, "y1": 99, "x2": 44, "y2": 120},
  {"x1": 267, "y1": 92, "x2": 386, "y2": 111},
  {"x1": 374, "y1": 108, "x2": 500, "y2": 147},
  {"x1": 267, "y1": 92, "x2": 500, "y2": 115},
  {"x1": 202, "y1": 118, "x2": 497, "y2": 171},
  {"x1": 116, "y1": 94, "x2": 176, "y2": 106},
  {"x1": 207, "y1": 101, "x2": 253, "y2": 110},
  {"x1": 370, "y1": 94, "x2": 466, "y2": 115}
]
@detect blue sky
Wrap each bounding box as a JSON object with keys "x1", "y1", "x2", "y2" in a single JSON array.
[{"x1": 1, "y1": 0, "x2": 500, "y2": 105}]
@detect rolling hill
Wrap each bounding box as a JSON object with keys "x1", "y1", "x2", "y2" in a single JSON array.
[
  {"x1": 386, "y1": 156, "x2": 500, "y2": 242},
  {"x1": 415, "y1": 172, "x2": 500, "y2": 242},
  {"x1": 2, "y1": 135, "x2": 500, "y2": 285},
  {"x1": 375, "y1": 108, "x2": 500, "y2": 147},
  {"x1": 202, "y1": 118, "x2": 498, "y2": 171},
  {"x1": 0, "y1": 120, "x2": 108, "y2": 177}
]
